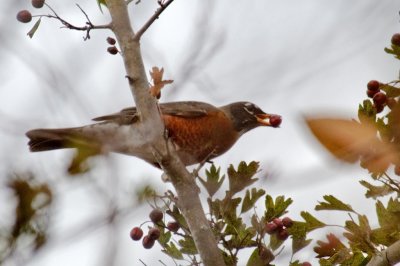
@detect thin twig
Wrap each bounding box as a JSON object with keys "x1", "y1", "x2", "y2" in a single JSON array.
[
  {"x1": 133, "y1": 0, "x2": 175, "y2": 41},
  {"x1": 36, "y1": 3, "x2": 111, "y2": 40}
]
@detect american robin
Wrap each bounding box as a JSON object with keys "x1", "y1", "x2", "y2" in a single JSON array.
[{"x1": 26, "y1": 101, "x2": 281, "y2": 167}]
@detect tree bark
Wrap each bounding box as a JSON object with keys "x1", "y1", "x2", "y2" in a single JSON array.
[
  {"x1": 366, "y1": 240, "x2": 400, "y2": 266},
  {"x1": 105, "y1": 1, "x2": 225, "y2": 265}
]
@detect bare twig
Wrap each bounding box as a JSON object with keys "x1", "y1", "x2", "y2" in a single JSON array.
[
  {"x1": 133, "y1": 0, "x2": 175, "y2": 41},
  {"x1": 35, "y1": 3, "x2": 111, "y2": 40}
]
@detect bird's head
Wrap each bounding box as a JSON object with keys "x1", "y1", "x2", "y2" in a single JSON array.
[{"x1": 221, "y1": 102, "x2": 282, "y2": 135}]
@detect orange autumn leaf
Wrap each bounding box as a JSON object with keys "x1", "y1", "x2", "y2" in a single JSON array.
[
  {"x1": 314, "y1": 233, "x2": 346, "y2": 258},
  {"x1": 149, "y1": 67, "x2": 173, "y2": 99},
  {"x1": 306, "y1": 118, "x2": 397, "y2": 172}
]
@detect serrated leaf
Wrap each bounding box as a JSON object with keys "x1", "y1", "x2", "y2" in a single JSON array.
[
  {"x1": 292, "y1": 237, "x2": 312, "y2": 255},
  {"x1": 199, "y1": 164, "x2": 225, "y2": 197},
  {"x1": 241, "y1": 188, "x2": 265, "y2": 213},
  {"x1": 158, "y1": 229, "x2": 171, "y2": 246},
  {"x1": 227, "y1": 161, "x2": 259, "y2": 196},
  {"x1": 314, "y1": 233, "x2": 346, "y2": 258},
  {"x1": 301, "y1": 211, "x2": 326, "y2": 231},
  {"x1": 344, "y1": 215, "x2": 374, "y2": 254},
  {"x1": 162, "y1": 242, "x2": 184, "y2": 260},
  {"x1": 27, "y1": 18, "x2": 41, "y2": 38},
  {"x1": 247, "y1": 247, "x2": 274, "y2": 266},
  {"x1": 178, "y1": 237, "x2": 197, "y2": 255},
  {"x1": 315, "y1": 195, "x2": 354, "y2": 212},
  {"x1": 269, "y1": 233, "x2": 284, "y2": 251},
  {"x1": 264, "y1": 195, "x2": 293, "y2": 221},
  {"x1": 359, "y1": 180, "x2": 393, "y2": 199}
]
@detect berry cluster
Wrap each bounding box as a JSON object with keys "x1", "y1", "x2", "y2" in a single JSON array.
[
  {"x1": 106, "y1": 37, "x2": 119, "y2": 55},
  {"x1": 366, "y1": 80, "x2": 397, "y2": 114},
  {"x1": 130, "y1": 209, "x2": 181, "y2": 249},
  {"x1": 264, "y1": 217, "x2": 292, "y2": 241}
]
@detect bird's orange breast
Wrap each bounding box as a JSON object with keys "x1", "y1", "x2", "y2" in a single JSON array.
[{"x1": 162, "y1": 111, "x2": 239, "y2": 165}]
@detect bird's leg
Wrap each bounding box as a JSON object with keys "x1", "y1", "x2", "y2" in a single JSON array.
[{"x1": 192, "y1": 148, "x2": 217, "y2": 178}]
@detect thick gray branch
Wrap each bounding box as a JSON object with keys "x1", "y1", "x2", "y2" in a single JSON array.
[
  {"x1": 367, "y1": 240, "x2": 400, "y2": 266},
  {"x1": 104, "y1": 1, "x2": 225, "y2": 265}
]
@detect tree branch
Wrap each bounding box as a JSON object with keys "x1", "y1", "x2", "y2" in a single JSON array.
[
  {"x1": 133, "y1": 0, "x2": 175, "y2": 41},
  {"x1": 367, "y1": 240, "x2": 400, "y2": 266},
  {"x1": 104, "y1": 0, "x2": 225, "y2": 265}
]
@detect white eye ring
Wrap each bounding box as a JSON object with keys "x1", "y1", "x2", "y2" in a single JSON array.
[{"x1": 243, "y1": 106, "x2": 254, "y2": 115}]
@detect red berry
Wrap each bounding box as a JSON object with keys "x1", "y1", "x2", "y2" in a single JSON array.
[
  {"x1": 149, "y1": 209, "x2": 163, "y2": 223},
  {"x1": 148, "y1": 227, "x2": 161, "y2": 240},
  {"x1": 16, "y1": 10, "x2": 32, "y2": 23},
  {"x1": 130, "y1": 227, "x2": 143, "y2": 241},
  {"x1": 277, "y1": 228, "x2": 289, "y2": 240},
  {"x1": 391, "y1": 33, "x2": 400, "y2": 46},
  {"x1": 167, "y1": 221, "x2": 180, "y2": 232},
  {"x1": 367, "y1": 89, "x2": 379, "y2": 98},
  {"x1": 32, "y1": 0, "x2": 45, "y2": 8},
  {"x1": 373, "y1": 104, "x2": 384, "y2": 114},
  {"x1": 373, "y1": 92, "x2": 387, "y2": 106},
  {"x1": 142, "y1": 235, "x2": 155, "y2": 249},
  {"x1": 367, "y1": 80, "x2": 380, "y2": 92},
  {"x1": 302, "y1": 262, "x2": 312, "y2": 266},
  {"x1": 272, "y1": 218, "x2": 283, "y2": 228},
  {"x1": 106, "y1": 37, "x2": 116, "y2": 45},
  {"x1": 264, "y1": 222, "x2": 278, "y2": 234},
  {"x1": 282, "y1": 217, "x2": 293, "y2": 228},
  {"x1": 269, "y1": 115, "x2": 282, "y2": 128},
  {"x1": 107, "y1": 46, "x2": 118, "y2": 55}
]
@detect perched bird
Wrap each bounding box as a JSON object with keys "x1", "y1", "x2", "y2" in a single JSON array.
[{"x1": 26, "y1": 101, "x2": 281, "y2": 168}]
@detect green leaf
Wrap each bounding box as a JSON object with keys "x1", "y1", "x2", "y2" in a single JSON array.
[
  {"x1": 27, "y1": 18, "x2": 41, "y2": 38},
  {"x1": 344, "y1": 215, "x2": 374, "y2": 254},
  {"x1": 162, "y1": 242, "x2": 184, "y2": 260},
  {"x1": 227, "y1": 161, "x2": 259, "y2": 196},
  {"x1": 158, "y1": 229, "x2": 171, "y2": 246},
  {"x1": 358, "y1": 100, "x2": 376, "y2": 124},
  {"x1": 199, "y1": 164, "x2": 225, "y2": 197},
  {"x1": 97, "y1": 0, "x2": 107, "y2": 12},
  {"x1": 178, "y1": 237, "x2": 197, "y2": 255},
  {"x1": 315, "y1": 195, "x2": 354, "y2": 212},
  {"x1": 359, "y1": 180, "x2": 393, "y2": 199},
  {"x1": 247, "y1": 247, "x2": 274, "y2": 266},
  {"x1": 241, "y1": 188, "x2": 265, "y2": 214},
  {"x1": 264, "y1": 195, "x2": 293, "y2": 221},
  {"x1": 166, "y1": 205, "x2": 188, "y2": 231},
  {"x1": 292, "y1": 237, "x2": 312, "y2": 256},
  {"x1": 301, "y1": 211, "x2": 326, "y2": 231}
]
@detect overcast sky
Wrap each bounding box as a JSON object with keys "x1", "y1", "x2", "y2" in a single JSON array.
[{"x1": 1, "y1": 0, "x2": 400, "y2": 265}]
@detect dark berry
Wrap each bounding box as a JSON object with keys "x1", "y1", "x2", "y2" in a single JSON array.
[
  {"x1": 167, "y1": 221, "x2": 180, "y2": 232},
  {"x1": 373, "y1": 92, "x2": 387, "y2": 106},
  {"x1": 277, "y1": 228, "x2": 289, "y2": 241},
  {"x1": 142, "y1": 235, "x2": 155, "y2": 249},
  {"x1": 367, "y1": 89, "x2": 379, "y2": 98},
  {"x1": 107, "y1": 46, "x2": 118, "y2": 55},
  {"x1": 272, "y1": 218, "x2": 283, "y2": 228},
  {"x1": 282, "y1": 217, "x2": 293, "y2": 228},
  {"x1": 148, "y1": 227, "x2": 161, "y2": 240},
  {"x1": 367, "y1": 80, "x2": 380, "y2": 91},
  {"x1": 373, "y1": 104, "x2": 384, "y2": 114},
  {"x1": 264, "y1": 222, "x2": 278, "y2": 234},
  {"x1": 32, "y1": 0, "x2": 45, "y2": 8},
  {"x1": 16, "y1": 10, "x2": 32, "y2": 23},
  {"x1": 391, "y1": 33, "x2": 400, "y2": 46},
  {"x1": 269, "y1": 115, "x2": 282, "y2": 128},
  {"x1": 106, "y1": 37, "x2": 116, "y2": 45},
  {"x1": 130, "y1": 227, "x2": 143, "y2": 241},
  {"x1": 302, "y1": 262, "x2": 312, "y2": 266},
  {"x1": 149, "y1": 209, "x2": 163, "y2": 223}
]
